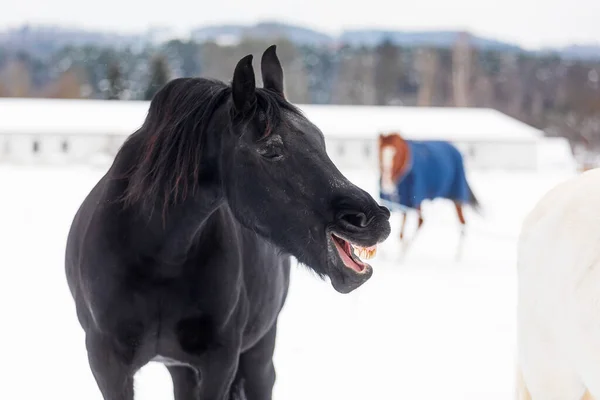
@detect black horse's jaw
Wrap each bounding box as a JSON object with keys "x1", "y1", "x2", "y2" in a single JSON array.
[{"x1": 327, "y1": 232, "x2": 379, "y2": 294}]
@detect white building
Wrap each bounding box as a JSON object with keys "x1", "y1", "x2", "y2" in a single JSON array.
[
  {"x1": 0, "y1": 98, "x2": 575, "y2": 172},
  {"x1": 300, "y1": 104, "x2": 555, "y2": 171}
]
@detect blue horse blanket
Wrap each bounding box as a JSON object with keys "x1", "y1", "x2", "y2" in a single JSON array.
[{"x1": 380, "y1": 140, "x2": 471, "y2": 210}]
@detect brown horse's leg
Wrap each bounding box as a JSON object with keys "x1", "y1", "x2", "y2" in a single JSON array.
[
  {"x1": 455, "y1": 202, "x2": 467, "y2": 260},
  {"x1": 414, "y1": 206, "x2": 424, "y2": 238},
  {"x1": 416, "y1": 207, "x2": 424, "y2": 230},
  {"x1": 408, "y1": 206, "x2": 424, "y2": 239},
  {"x1": 399, "y1": 212, "x2": 407, "y2": 241},
  {"x1": 454, "y1": 201, "x2": 466, "y2": 225},
  {"x1": 401, "y1": 206, "x2": 423, "y2": 256}
]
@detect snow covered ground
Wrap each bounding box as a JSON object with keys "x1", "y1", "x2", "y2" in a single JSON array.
[{"x1": 0, "y1": 164, "x2": 575, "y2": 400}]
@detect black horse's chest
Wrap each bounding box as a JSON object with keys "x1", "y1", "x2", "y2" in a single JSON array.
[{"x1": 112, "y1": 251, "x2": 289, "y2": 363}]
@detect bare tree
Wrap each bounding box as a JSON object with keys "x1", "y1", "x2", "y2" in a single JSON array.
[
  {"x1": 0, "y1": 80, "x2": 8, "y2": 97},
  {"x1": 0, "y1": 60, "x2": 32, "y2": 97},
  {"x1": 374, "y1": 38, "x2": 401, "y2": 105},
  {"x1": 452, "y1": 32, "x2": 472, "y2": 107},
  {"x1": 331, "y1": 48, "x2": 376, "y2": 105},
  {"x1": 416, "y1": 48, "x2": 439, "y2": 106},
  {"x1": 39, "y1": 67, "x2": 86, "y2": 98},
  {"x1": 145, "y1": 54, "x2": 171, "y2": 100},
  {"x1": 107, "y1": 61, "x2": 125, "y2": 100}
]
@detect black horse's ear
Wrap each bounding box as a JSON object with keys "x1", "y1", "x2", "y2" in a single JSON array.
[
  {"x1": 232, "y1": 54, "x2": 256, "y2": 112},
  {"x1": 261, "y1": 45, "x2": 284, "y2": 96}
]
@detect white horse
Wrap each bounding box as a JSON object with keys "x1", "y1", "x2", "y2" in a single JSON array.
[{"x1": 517, "y1": 168, "x2": 600, "y2": 400}]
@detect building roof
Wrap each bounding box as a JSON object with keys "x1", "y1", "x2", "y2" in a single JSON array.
[
  {"x1": 0, "y1": 98, "x2": 544, "y2": 142},
  {"x1": 299, "y1": 104, "x2": 544, "y2": 142},
  {"x1": 0, "y1": 98, "x2": 148, "y2": 137}
]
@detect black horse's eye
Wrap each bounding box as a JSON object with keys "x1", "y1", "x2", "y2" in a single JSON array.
[
  {"x1": 258, "y1": 148, "x2": 284, "y2": 161},
  {"x1": 263, "y1": 152, "x2": 283, "y2": 161}
]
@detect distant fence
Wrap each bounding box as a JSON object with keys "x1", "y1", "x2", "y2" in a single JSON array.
[
  {"x1": 0, "y1": 132, "x2": 577, "y2": 172},
  {"x1": 0, "y1": 134, "x2": 125, "y2": 165},
  {"x1": 0, "y1": 134, "x2": 380, "y2": 169}
]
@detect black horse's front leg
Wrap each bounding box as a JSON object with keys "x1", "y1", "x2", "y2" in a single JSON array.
[
  {"x1": 237, "y1": 324, "x2": 278, "y2": 400},
  {"x1": 86, "y1": 332, "x2": 135, "y2": 400},
  {"x1": 196, "y1": 347, "x2": 240, "y2": 400},
  {"x1": 168, "y1": 365, "x2": 200, "y2": 400}
]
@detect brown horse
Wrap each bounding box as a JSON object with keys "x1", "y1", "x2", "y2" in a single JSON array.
[{"x1": 378, "y1": 132, "x2": 480, "y2": 256}]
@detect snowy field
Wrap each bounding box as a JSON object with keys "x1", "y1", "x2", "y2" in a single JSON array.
[{"x1": 0, "y1": 164, "x2": 575, "y2": 400}]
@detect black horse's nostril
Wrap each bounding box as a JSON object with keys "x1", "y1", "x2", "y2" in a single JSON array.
[{"x1": 339, "y1": 211, "x2": 369, "y2": 228}]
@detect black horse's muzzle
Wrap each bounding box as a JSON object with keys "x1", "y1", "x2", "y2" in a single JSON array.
[{"x1": 332, "y1": 200, "x2": 391, "y2": 247}]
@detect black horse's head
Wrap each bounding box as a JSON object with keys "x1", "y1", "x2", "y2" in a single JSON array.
[
  {"x1": 124, "y1": 45, "x2": 391, "y2": 293},
  {"x1": 220, "y1": 46, "x2": 391, "y2": 293}
]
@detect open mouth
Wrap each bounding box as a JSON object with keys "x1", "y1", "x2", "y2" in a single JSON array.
[{"x1": 331, "y1": 233, "x2": 377, "y2": 274}]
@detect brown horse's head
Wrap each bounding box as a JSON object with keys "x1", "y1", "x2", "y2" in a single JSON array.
[{"x1": 378, "y1": 132, "x2": 411, "y2": 195}]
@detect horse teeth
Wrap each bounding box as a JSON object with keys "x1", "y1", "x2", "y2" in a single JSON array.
[
  {"x1": 367, "y1": 247, "x2": 377, "y2": 259},
  {"x1": 351, "y1": 244, "x2": 377, "y2": 260},
  {"x1": 363, "y1": 247, "x2": 376, "y2": 260}
]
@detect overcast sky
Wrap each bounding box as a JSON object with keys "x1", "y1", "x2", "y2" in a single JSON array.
[{"x1": 0, "y1": 0, "x2": 598, "y2": 49}]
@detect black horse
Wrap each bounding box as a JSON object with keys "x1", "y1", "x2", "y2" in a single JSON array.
[{"x1": 65, "y1": 45, "x2": 391, "y2": 400}]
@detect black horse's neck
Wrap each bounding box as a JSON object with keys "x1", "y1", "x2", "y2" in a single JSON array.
[
  {"x1": 111, "y1": 122, "x2": 230, "y2": 269},
  {"x1": 154, "y1": 192, "x2": 225, "y2": 264}
]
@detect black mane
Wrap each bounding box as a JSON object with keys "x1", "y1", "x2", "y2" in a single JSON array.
[{"x1": 120, "y1": 77, "x2": 300, "y2": 213}]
